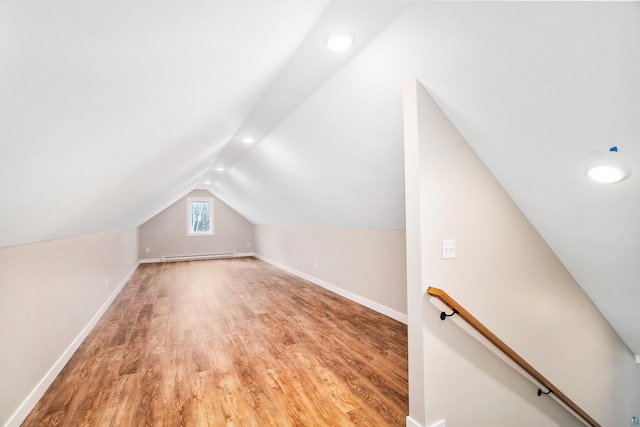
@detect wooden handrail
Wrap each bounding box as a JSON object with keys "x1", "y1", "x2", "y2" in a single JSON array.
[{"x1": 427, "y1": 287, "x2": 600, "y2": 427}]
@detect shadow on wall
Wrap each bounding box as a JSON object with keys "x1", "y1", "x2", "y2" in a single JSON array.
[{"x1": 422, "y1": 297, "x2": 584, "y2": 427}]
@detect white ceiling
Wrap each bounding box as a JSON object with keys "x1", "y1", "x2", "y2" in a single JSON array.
[{"x1": 2, "y1": 1, "x2": 640, "y2": 354}]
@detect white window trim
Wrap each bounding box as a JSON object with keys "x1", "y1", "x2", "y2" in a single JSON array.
[{"x1": 187, "y1": 197, "x2": 214, "y2": 236}]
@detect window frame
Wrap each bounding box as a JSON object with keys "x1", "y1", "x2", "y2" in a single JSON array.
[{"x1": 186, "y1": 197, "x2": 214, "y2": 236}]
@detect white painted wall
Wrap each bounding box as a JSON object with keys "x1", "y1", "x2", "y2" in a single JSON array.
[
  {"x1": 403, "y1": 80, "x2": 427, "y2": 426},
  {"x1": 404, "y1": 80, "x2": 640, "y2": 426},
  {"x1": 0, "y1": 227, "x2": 139, "y2": 427},
  {"x1": 253, "y1": 224, "x2": 407, "y2": 321},
  {"x1": 138, "y1": 190, "x2": 254, "y2": 260}
]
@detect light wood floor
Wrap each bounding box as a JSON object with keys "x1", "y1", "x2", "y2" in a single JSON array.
[{"x1": 23, "y1": 257, "x2": 408, "y2": 426}]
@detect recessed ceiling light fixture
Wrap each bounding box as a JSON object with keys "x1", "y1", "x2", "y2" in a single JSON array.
[
  {"x1": 325, "y1": 33, "x2": 354, "y2": 52},
  {"x1": 204, "y1": 181, "x2": 211, "y2": 185},
  {"x1": 586, "y1": 161, "x2": 630, "y2": 184},
  {"x1": 216, "y1": 167, "x2": 225, "y2": 172},
  {"x1": 241, "y1": 137, "x2": 254, "y2": 144}
]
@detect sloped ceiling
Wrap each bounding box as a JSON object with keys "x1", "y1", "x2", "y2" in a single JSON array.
[
  {"x1": 2, "y1": 1, "x2": 640, "y2": 354},
  {"x1": 0, "y1": 0, "x2": 333, "y2": 246}
]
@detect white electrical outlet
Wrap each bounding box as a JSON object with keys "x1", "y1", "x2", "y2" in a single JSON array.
[
  {"x1": 145, "y1": 247, "x2": 149, "y2": 253},
  {"x1": 314, "y1": 260, "x2": 318, "y2": 268},
  {"x1": 246, "y1": 242, "x2": 251, "y2": 247},
  {"x1": 442, "y1": 239, "x2": 456, "y2": 259}
]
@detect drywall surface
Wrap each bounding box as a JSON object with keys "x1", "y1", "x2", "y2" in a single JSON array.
[
  {"x1": 403, "y1": 80, "x2": 640, "y2": 426},
  {"x1": 253, "y1": 224, "x2": 407, "y2": 319},
  {"x1": 0, "y1": 227, "x2": 139, "y2": 426},
  {"x1": 403, "y1": 79, "x2": 428, "y2": 426},
  {"x1": 139, "y1": 190, "x2": 254, "y2": 260}
]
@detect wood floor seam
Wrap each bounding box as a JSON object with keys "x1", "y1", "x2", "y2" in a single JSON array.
[{"x1": 22, "y1": 257, "x2": 408, "y2": 426}]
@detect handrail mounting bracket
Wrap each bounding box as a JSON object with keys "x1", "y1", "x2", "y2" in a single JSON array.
[{"x1": 440, "y1": 309, "x2": 458, "y2": 321}]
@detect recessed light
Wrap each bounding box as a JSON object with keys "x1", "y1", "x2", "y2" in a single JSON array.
[
  {"x1": 586, "y1": 161, "x2": 630, "y2": 184},
  {"x1": 204, "y1": 181, "x2": 211, "y2": 185},
  {"x1": 325, "y1": 33, "x2": 354, "y2": 52},
  {"x1": 241, "y1": 137, "x2": 254, "y2": 144},
  {"x1": 216, "y1": 167, "x2": 225, "y2": 172}
]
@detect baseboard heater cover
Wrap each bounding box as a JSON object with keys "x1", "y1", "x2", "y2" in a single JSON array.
[{"x1": 161, "y1": 252, "x2": 236, "y2": 262}]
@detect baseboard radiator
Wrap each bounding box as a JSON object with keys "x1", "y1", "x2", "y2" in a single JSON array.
[{"x1": 161, "y1": 252, "x2": 236, "y2": 262}]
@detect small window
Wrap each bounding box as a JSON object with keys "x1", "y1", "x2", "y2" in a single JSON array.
[{"x1": 187, "y1": 197, "x2": 214, "y2": 236}]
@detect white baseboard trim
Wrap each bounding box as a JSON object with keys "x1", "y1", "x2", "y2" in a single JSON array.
[
  {"x1": 254, "y1": 254, "x2": 408, "y2": 324},
  {"x1": 139, "y1": 257, "x2": 162, "y2": 263},
  {"x1": 235, "y1": 252, "x2": 255, "y2": 258},
  {"x1": 406, "y1": 415, "x2": 424, "y2": 427},
  {"x1": 4, "y1": 262, "x2": 139, "y2": 427}
]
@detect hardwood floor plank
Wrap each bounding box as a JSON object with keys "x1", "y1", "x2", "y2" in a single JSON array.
[{"x1": 22, "y1": 257, "x2": 408, "y2": 426}]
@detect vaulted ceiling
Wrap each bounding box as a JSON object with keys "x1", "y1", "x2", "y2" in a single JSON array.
[{"x1": 2, "y1": 1, "x2": 640, "y2": 354}]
